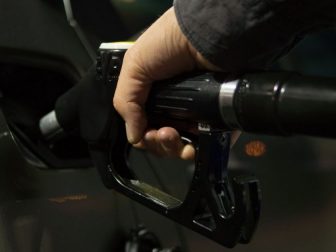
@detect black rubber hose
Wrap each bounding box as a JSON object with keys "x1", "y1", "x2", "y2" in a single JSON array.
[{"x1": 233, "y1": 72, "x2": 336, "y2": 138}]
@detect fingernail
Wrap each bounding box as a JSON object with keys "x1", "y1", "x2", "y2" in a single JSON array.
[
  {"x1": 125, "y1": 123, "x2": 135, "y2": 143},
  {"x1": 181, "y1": 144, "x2": 195, "y2": 160}
]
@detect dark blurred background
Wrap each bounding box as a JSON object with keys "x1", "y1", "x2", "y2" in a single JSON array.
[{"x1": 0, "y1": 0, "x2": 336, "y2": 251}]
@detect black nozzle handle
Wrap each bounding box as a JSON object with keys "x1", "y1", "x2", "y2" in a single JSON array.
[
  {"x1": 147, "y1": 72, "x2": 336, "y2": 139},
  {"x1": 146, "y1": 72, "x2": 227, "y2": 128}
]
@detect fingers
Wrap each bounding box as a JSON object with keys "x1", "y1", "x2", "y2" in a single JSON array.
[
  {"x1": 133, "y1": 129, "x2": 241, "y2": 160},
  {"x1": 134, "y1": 127, "x2": 195, "y2": 160}
]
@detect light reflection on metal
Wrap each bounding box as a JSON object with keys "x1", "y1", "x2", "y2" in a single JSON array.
[
  {"x1": 245, "y1": 140, "x2": 266, "y2": 157},
  {"x1": 48, "y1": 194, "x2": 88, "y2": 203},
  {"x1": 62, "y1": 0, "x2": 96, "y2": 62}
]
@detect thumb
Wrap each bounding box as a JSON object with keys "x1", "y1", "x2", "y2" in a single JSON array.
[{"x1": 113, "y1": 49, "x2": 152, "y2": 144}]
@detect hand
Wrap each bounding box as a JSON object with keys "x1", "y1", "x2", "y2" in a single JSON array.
[{"x1": 113, "y1": 7, "x2": 224, "y2": 160}]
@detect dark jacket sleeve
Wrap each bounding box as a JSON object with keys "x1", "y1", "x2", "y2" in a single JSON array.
[{"x1": 174, "y1": 0, "x2": 336, "y2": 71}]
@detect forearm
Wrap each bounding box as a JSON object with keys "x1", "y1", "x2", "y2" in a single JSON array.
[{"x1": 174, "y1": 0, "x2": 336, "y2": 71}]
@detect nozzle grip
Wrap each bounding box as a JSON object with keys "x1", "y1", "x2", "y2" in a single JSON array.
[{"x1": 147, "y1": 73, "x2": 225, "y2": 128}]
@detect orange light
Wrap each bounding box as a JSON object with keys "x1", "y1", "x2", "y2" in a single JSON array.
[{"x1": 245, "y1": 140, "x2": 266, "y2": 157}]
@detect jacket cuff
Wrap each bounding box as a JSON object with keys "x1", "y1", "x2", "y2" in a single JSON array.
[{"x1": 173, "y1": 0, "x2": 330, "y2": 71}]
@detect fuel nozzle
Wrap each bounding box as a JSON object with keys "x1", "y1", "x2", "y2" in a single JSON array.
[{"x1": 39, "y1": 42, "x2": 131, "y2": 142}]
